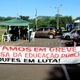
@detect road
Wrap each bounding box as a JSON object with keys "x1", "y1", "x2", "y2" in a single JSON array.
[
  {"x1": 19, "y1": 36, "x2": 67, "y2": 47},
  {"x1": 0, "y1": 37, "x2": 80, "y2": 80}
]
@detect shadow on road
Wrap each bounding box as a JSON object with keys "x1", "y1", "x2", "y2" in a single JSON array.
[
  {"x1": 64, "y1": 41, "x2": 80, "y2": 47},
  {"x1": 46, "y1": 65, "x2": 67, "y2": 80},
  {"x1": 46, "y1": 64, "x2": 80, "y2": 80}
]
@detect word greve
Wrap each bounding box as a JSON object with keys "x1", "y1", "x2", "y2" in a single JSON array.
[
  {"x1": 1, "y1": 46, "x2": 76, "y2": 52},
  {"x1": 49, "y1": 47, "x2": 76, "y2": 52}
]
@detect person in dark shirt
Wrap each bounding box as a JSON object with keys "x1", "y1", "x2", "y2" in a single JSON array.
[
  {"x1": 23, "y1": 27, "x2": 28, "y2": 40},
  {"x1": 14, "y1": 26, "x2": 19, "y2": 40},
  {"x1": 20, "y1": 27, "x2": 24, "y2": 40}
]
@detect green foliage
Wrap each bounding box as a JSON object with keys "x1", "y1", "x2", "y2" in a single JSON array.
[
  {"x1": 49, "y1": 18, "x2": 56, "y2": 27},
  {"x1": 0, "y1": 26, "x2": 6, "y2": 30},
  {"x1": 73, "y1": 26, "x2": 80, "y2": 29},
  {"x1": 75, "y1": 17, "x2": 80, "y2": 20},
  {"x1": 37, "y1": 19, "x2": 48, "y2": 28},
  {"x1": 19, "y1": 15, "x2": 29, "y2": 21},
  {"x1": 0, "y1": 16, "x2": 15, "y2": 21},
  {"x1": 0, "y1": 15, "x2": 76, "y2": 30}
]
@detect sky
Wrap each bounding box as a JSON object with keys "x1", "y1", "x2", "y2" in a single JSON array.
[{"x1": 0, "y1": 0, "x2": 80, "y2": 19}]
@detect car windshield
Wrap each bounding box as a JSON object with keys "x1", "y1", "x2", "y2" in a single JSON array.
[
  {"x1": 77, "y1": 30, "x2": 80, "y2": 34},
  {"x1": 70, "y1": 30, "x2": 76, "y2": 34}
]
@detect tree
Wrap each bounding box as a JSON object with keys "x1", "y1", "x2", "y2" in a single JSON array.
[
  {"x1": 19, "y1": 15, "x2": 29, "y2": 21},
  {"x1": 37, "y1": 16, "x2": 51, "y2": 28},
  {"x1": 49, "y1": 18, "x2": 56, "y2": 28},
  {"x1": 75, "y1": 17, "x2": 80, "y2": 20}
]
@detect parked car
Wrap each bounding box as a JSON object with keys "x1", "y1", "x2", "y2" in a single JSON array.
[
  {"x1": 71, "y1": 30, "x2": 80, "y2": 44},
  {"x1": 56, "y1": 28, "x2": 62, "y2": 35},
  {"x1": 35, "y1": 27, "x2": 57, "y2": 39},
  {"x1": 62, "y1": 29, "x2": 76, "y2": 40}
]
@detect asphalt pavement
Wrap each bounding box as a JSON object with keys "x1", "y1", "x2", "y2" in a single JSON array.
[{"x1": 0, "y1": 36, "x2": 80, "y2": 80}]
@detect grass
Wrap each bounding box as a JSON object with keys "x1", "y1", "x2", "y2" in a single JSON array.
[
  {"x1": 0, "y1": 32, "x2": 5, "y2": 43},
  {"x1": 0, "y1": 26, "x2": 6, "y2": 43},
  {"x1": 0, "y1": 26, "x2": 6, "y2": 30}
]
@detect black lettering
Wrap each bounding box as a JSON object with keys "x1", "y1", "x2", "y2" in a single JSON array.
[{"x1": 24, "y1": 59, "x2": 35, "y2": 63}]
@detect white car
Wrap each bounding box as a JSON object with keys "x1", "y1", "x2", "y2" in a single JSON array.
[{"x1": 62, "y1": 30, "x2": 76, "y2": 40}]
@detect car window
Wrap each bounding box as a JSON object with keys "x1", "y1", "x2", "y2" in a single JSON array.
[
  {"x1": 44, "y1": 28, "x2": 49, "y2": 31},
  {"x1": 71, "y1": 30, "x2": 76, "y2": 34},
  {"x1": 44, "y1": 27, "x2": 54, "y2": 31},
  {"x1": 77, "y1": 30, "x2": 80, "y2": 34},
  {"x1": 50, "y1": 28, "x2": 53, "y2": 30},
  {"x1": 37, "y1": 28, "x2": 43, "y2": 31}
]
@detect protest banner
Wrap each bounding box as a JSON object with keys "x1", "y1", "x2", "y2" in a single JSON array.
[{"x1": 0, "y1": 46, "x2": 80, "y2": 64}]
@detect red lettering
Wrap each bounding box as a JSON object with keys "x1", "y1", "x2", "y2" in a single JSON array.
[
  {"x1": 50, "y1": 53, "x2": 59, "y2": 58},
  {"x1": 25, "y1": 48, "x2": 32, "y2": 52},
  {"x1": 61, "y1": 48, "x2": 65, "y2": 52},
  {"x1": 49, "y1": 48, "x2": 54, "y2": 52},
  {"x1": 18, "y1": 47, "x2": 25, "y2": 51},
  {"x1": 42, "y1": 54, "x2": 48, "y2": 58},
  {"x1": 0, "y1": 52, "x2": 10, "y2": 57},
  {"x1": 13, "y1": 52, "x2": 22, "y2": 57},
  {"x1": 49, "y1": 48, "x2": 61, "y2": 52},
  {"x1": 2, "y1": 46, "x2": 9, "y2": 51},
  {"x1": 66, "y1": 47, "x2": 76, "y2": 52},
  {"x1": 61, "y1": 53, "x2": 80, "y2": 58},
  {"x1": 2, "y1": 46, "x2": 32, "y2": 52},
  {"x1": 9, "y1": 47, "x2": 17, "y2": 51},
  {"x1": 55, "y1": 48, "x2": 61, "y2": 52},
  {"x1": 49, "y1": 47, "x2": 76, "y2": 52},
  {"x1": 34, "y1": 48, "x2": 46, "y2": 52},
  {"x1": 36, "y1": 53, "x2": 41, "y2": 58},
  {"x1": 29, "y1": 53, "x2": 34, "y2": 58}
]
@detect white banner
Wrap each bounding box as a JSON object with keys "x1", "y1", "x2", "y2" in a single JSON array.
[{"x1": 0, "y1": 46, "x2": 80, "y2": 64}]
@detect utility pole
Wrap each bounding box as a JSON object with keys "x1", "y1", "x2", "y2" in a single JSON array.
[
  {"x1": 56, "y1": 1, "x2": 70, "y2": 80},
  {"x1": 35, "y1": 9, "x2": 38, "y2": 30},
  {"x1": 56, "y1": 6, "x2": 59, "y2": 29},
  {"x1": 56, "y1": 0, "x2": 62, "y2": 29},
  {"x1": 17, "y1": 13, "x2": 19, "y2": 18}
]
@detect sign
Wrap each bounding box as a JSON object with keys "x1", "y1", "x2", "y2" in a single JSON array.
[{"x1": 0, "y1": 46, "x2": 80, "y2": 64}]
